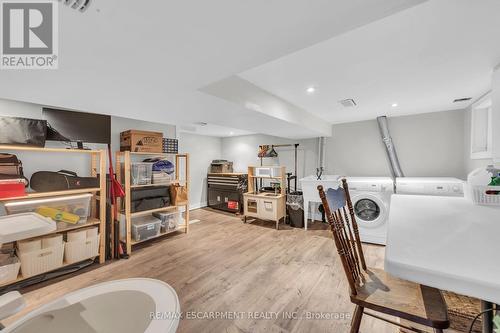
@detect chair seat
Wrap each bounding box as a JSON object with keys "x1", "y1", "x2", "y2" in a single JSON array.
[{"x1": 351, "y1": 267, "x2": 449, "y2": 330}]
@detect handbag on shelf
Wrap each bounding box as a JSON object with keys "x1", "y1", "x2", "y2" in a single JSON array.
[
  {"x1": 170, "y1": 183, "x2": 188, "y2": 205},
  {"x1": 0, "y1": 153, "x2": 29, "y2": 187}
]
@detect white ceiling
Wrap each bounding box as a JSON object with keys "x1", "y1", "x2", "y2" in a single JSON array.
[
  {"x1": 240, "y1": 0, "x2": 500, "y2": 124},
  {"x1": 200, "y1": 75, "x2": 332, "y2": 136},
  {"x1": 178, "y1": 122, "x2": 254, "y2": 137},
  {"x1": 0, "y1": 0, "x2": 425, "y2": 138}
]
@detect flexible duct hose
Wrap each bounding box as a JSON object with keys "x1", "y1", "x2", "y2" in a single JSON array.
[{"x1": 377, "y1": 116, "x2": 404, "y2": 178}]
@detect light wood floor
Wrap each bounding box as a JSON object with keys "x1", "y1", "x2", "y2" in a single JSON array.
[{"x1": 2, "y1": 208, "x2": 453, "y2": 332}]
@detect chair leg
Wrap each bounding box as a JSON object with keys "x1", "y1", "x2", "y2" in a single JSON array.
[
  {"x1": 433, "y1": 330, "x2": 443, "y2": 333},
  {"x1": 350, "y1": 305, "x2": 364, "y2": 333}
]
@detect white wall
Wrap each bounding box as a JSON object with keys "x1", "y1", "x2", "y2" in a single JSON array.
[
  {"x1": 464, "y1": 106, "x2": 493, "y2": 174},
  {"x1": 0, "y1": 98, "x2": 175, "y2": 179},
  {"x1": 462, "y1": 67, "x2": 500, "y2": 174},
  {"x1": 0, "y1": 98, "x2": 225, "y2": 214},
  {"x1": 492, "y1": 66, "x2": 500, "y2": 164},
  {"x1": 221, "y1": 134, "x2": 318, "y2": 189},
  {"x1": 325, "y1": 119, "x2": 387, "y2": 177},
  {"x1": 326, "y1": 110, "x2": 467, "y2": 179},
  {"x1": 222, "y1": 110, "x2": 468, "y2": 182},
  {"x1": 110, "y1": 117, "x2": 175, "y2": 165},
  {"x1": 178, "y1": 132, "x2": 222, "y2": 209}
]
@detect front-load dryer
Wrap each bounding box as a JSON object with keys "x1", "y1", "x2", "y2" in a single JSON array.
[
  {"x1": 396, "y1": 177, "x2": 464, "y2": 197},
  {"x1": 345, "y1": 177, "x2": 394, "y2": 245}
]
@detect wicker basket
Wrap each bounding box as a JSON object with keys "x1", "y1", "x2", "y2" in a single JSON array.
[
  {"x1": 442, "y1": 291, "x2": 482, "y2": 333},
  {"x1": 0, "y1": 256, "x2": 21, "y2": 284},
  {"x1": 18, "y1": 243, "x2": 65, "y2": 278},
  {"x1": 471, "y1": 185, "x2": 500, "y2": 206},
  {"x1": 64, "y1": 234, "x2": 100, "y2": 264},
  {"x1": 400, "y1": 291, "x2": 482, "y2": 333}
]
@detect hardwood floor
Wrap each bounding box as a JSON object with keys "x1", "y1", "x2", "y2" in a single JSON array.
[{"x1": 1, "y1": 208, "x2": 448, "y2": 332}]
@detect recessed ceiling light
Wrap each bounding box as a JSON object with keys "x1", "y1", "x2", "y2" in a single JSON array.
[
  {"x1": 391, "y1": 103, "x2": 398, "y2": 107},
  {"x1": 306, "y1": 86, "x2": 316, "y2": 94},
  {"x1": 229, "y1": 131, "x2": 234, "y2": 136}
]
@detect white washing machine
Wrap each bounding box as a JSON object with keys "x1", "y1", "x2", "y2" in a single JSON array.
[
  {"x1": 396, "y1": 177, "x2": 464, "y2": 197},
  {"x1": 345, "y1": 177, "x2": 394, "y2": 245}
]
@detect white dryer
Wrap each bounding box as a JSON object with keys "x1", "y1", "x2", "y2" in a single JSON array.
[
  {"x1": 345, "y1": 177, "x2": 394, "y2": 245},
  {"x1": 396, "y1": 177, "x2": 464, "y2": 197}
]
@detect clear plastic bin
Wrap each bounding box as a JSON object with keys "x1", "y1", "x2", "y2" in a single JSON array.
[
  {"x1": 153, "y1": 211, "x2": 181, "y2": 233},
  {"x1": 130, "y1": 215, "x2": 161, "y2": 241},
  {"x1": 4, "y1": 194, "x2": 92, "y2": 224},
  {"x1": 17, "y1": 243, "x2": 65, "y2": 278},
  {"x1": 131, "y1": 162, "x2": 153, "y2": 185},
  {"x1": 65, "y1": 233, "x2": 100, "y2": 264}
]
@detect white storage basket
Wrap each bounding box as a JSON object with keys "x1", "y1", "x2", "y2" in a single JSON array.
[
  {"x1": 64, "y1": 234, "x2": 100, "y2": 264},
  {"x1": 471, "y1": 185, "x2": 500, "y2": 206},
  {"x1": 18, "y1": 243, "x2": 65, "y2": 278},
  {"x1": 0, "y1": 256, "x2": 21, "y2": 284}
]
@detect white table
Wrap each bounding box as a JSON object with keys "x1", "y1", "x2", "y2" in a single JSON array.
[{"x1": 385, "y1": 195, "x2": 500, "y2": 332}]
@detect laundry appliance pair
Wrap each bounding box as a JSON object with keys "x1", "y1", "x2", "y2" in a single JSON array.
[{"x1": 344, "y1": 177, "x2": 464, "y2": 245}]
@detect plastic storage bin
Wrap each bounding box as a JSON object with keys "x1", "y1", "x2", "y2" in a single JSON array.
[
  {"x1": 65, "y1": 229, "x2": 100, "y2": 264},
  {"x1": 131, "y1": 162, "x2": 153, "y2": 185},
  {"x1": 153, "y1": 211, "x2": 181, "y2": 233},
  {"x1": 131, "y1": 215, "x2": 161, "y2": 242},
  {"x1": 4, "y1": 194, "x2": 92, "y2": 224},
  {"x1": 17, "y1": 243, "x2": 65, "y2": 278},
  {"x1": 0, "y1": 256, "x2": 21, "y2": 284}
]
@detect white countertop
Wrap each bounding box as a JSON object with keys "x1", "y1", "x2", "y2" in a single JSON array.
[{"x1": 385, "y1": 194, "x2": 500, "y2": 304}]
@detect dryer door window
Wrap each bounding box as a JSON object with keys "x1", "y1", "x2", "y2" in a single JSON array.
[{"x1": 354, "y1": 198, "x2": 380, "y2": 222}]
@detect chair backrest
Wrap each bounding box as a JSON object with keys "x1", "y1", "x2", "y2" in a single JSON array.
[{"x1": 317, "y1": 179, "x2": 367, "y2": 295}]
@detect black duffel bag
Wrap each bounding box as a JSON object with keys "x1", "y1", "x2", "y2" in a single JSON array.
[
  {"x1": 131, "y1": 186, "x2": 171, "y2": 213},
  {"x1": 0, "y1": 117, "x2": 47, "y2": 147},
  {"x1": 30, "y1": 170, "x2": 99, "y2": 192}
]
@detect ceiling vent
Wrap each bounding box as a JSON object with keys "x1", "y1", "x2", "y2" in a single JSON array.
[
  {"x1": 338, "y1": 99, "x2": 357, "y2": 108},
  {"x1": 453, "y1": 97, "x2": 472, "y2": 103}
]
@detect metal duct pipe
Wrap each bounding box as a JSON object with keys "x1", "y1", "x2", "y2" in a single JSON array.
[
  {"x1": 316, "y1": 137, "x2": 326, "y2": 180},
  {"x1": 377, "y1": 116, "x2": 404, "y2": 178}
]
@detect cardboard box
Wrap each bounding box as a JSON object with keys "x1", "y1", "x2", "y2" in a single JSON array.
[
  {"x1": 210, "y1": 161, "x2": 233, "y2": 173},
  {"x1": 120, "y1": 130, "x2": 163, "y2": 153}
]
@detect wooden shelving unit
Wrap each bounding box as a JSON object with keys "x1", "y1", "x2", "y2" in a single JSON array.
[
  {"x1": 0, "y1": 145, "x2": 107, "y2": 288},
  {"x1": 115, "y1": 151, "x2": 189, "y2": 255}
]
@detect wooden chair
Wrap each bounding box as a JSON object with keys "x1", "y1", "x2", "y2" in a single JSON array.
[{"x1": 317, "y1": 179, "x2": 449, "y2": 333}]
